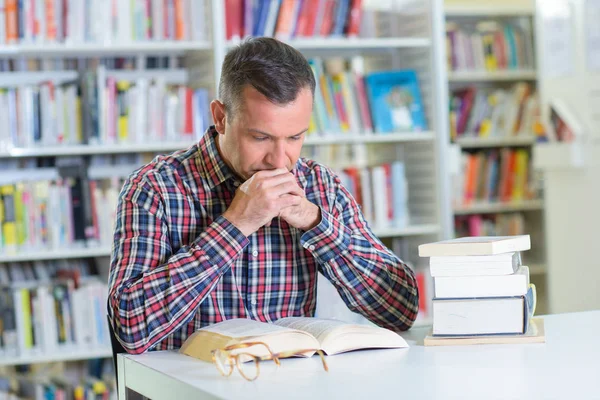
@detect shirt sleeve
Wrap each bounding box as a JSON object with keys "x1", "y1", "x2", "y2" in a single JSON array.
[
  {"x1": 300, "y1": 169, "x2": 419, "y2": 331},
  {"x1": 107, "y1": 174, "x2": 249, "y2": 354}
]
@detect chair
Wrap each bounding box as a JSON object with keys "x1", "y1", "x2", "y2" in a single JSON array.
[{"x1": 107, "y1": 315, "x2": 127, "y2": 391}]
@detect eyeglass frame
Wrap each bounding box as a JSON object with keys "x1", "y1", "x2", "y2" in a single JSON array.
[{"x1": 211, "y1": 341, "x2": 329, "y2": 381}]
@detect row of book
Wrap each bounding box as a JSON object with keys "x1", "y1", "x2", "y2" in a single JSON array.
[
  {"x1": 1, "y1": 375, "x2": 113, "y2": 400},
  {"x1": 0, "y1": 173, "x2": 124, "y2": 255},
  {"x1": 337, "y1": 161, "x2": 409, "y2": 230},
  {"x1": 226, "y1": 0, "x2": 364, "y2": 40},
  {"x1": 446, "y1": 19, "x2": 535, "y2": 72},
  {"x1": 454, "y1": 148, "x2": 533, "y2": 206},
  {"x1": 0, "y1": 259, "x2": 110, "y2": 357},
  {"x1": 0, "y1": 0, "x2": 207, "y2": 45},
  {"x1": 0, "y1": 70, "x2": 211, "y2": 149},
  {"x1": 309, "y1": 57, "x2": 427, "y2": 136},
  {"x1": 455, "y1": 213, "x2": 526, "y2": 238},
  {"x1": 419, "y1": 235, "x2": 535, "y2": 340},
  {"x1": 450, "y1": 83, "x2": 538, "y2": 140}
]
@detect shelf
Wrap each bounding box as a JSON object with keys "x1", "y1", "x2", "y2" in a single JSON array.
[
  {"x1": 455, "y1": 136, "x2": 537, "y2": 148},
  {"x1": 453, "y1": 200, "x2": 544, "y2": 215},
  {"x1": 0, "y1": 347, "x2": 112, "y2": 366},
  {"x1": 105, "y1": 69, "x2": 189, "y2": 84},
  {"x1": 227, "y1": 37, "x2": 431, "y2": 51},
  {"x1": 0, "y1": 247, "x2": 111, "y2": 263},
  {"x1": 0, "y1": 71, "x2": 79, "y2": 87},
  {"x1": 445, "y1": 4, "x2": 535, "y2": 17},
  {"x1": 0, "y1": 41, "x2": 212, "y2": 57},
  {"x1": 304, "y1": 131, "x2": 435, "y2": 145},
  {"x1": 0, "y1": 141, "x2": 194, "y2": 158},
  {"x1": 448, "y1": 70, "x2": 537, "y2": 82},
  {"x1": 373, "y1": 224, "x2": 440, "y2": 238}
]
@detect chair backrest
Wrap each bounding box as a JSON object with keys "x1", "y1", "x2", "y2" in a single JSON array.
[{"x1": 107, "y1": 315, "x2": 127, "y2": 390}]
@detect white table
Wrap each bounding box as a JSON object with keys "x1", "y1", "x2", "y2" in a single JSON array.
[{"x1": 117, "y1": 310, "x2": 600, "y2": 400}]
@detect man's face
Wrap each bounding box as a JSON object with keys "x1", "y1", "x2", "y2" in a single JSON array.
[{"x1": 217, "y1": 85, "x2": 313, "y2": 181}]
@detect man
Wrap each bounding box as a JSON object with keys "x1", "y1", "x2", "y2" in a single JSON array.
[{"x1": 108, "y1": 37, "x2": 419, "y2": 354}]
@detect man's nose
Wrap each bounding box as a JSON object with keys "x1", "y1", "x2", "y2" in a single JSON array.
[{"x1": 267, "y1": 143, "x2": 287, "y2": 169}]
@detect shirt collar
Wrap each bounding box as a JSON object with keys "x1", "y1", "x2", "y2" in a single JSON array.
[{"x1": 197, "y1": 126, "x2": 236, "y2": 189}]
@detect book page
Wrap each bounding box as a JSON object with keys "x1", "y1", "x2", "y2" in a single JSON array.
[
  {"x1": 199, "y1": 318, "x2": 294, "y2": 339},
  {"x1": 274, "y1": 317, "x2": 356, "y2": 343}
]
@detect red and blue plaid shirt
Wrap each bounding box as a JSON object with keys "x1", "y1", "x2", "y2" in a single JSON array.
[{"x1": 108, "y1": 127, "x2": 419, "y2": 354}]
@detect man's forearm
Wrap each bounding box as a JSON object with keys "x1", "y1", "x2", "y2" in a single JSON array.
[{"x1": 108, "y1": 215, "x2": 249, "y2": 354}]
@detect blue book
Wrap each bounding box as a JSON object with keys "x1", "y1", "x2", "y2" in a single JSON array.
[
  {"x1": 331, "y1": 0, "x2": 350, "y2": 36},
  {"x1": 365, "y1": 70, "x2": 427, "y2": 133},
  {"x1": 253, "y1": 0, "x2": 270, "y2": 36}
]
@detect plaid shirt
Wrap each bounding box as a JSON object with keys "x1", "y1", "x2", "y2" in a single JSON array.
[{"x1": 108, "y1": 127, "x2": 419, "y2": 354}]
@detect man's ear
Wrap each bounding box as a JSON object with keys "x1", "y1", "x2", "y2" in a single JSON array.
[{"x1": 210, "y1": 100, "x2": 227, "y2": 134}]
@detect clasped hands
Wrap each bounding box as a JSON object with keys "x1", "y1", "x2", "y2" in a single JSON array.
[{"x1": 222, "y1": 168, "x2": 321, "y2": 237}]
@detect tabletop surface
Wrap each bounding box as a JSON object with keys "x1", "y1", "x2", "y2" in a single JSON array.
[{"x1": 120, "y1": 310, "x2": 600, "y2": 400}]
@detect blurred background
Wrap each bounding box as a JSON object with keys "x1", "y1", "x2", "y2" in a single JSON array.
[{"x1": 0, "y1": 0, "x2": 598, "y2": 398}]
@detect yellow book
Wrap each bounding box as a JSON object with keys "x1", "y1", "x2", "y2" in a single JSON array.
[
  {"x1": 76, "y1": 98, "x2": 83, "y2": 143},
  {"x1": 180, "y1": 317, "x2": 408, "y2": 363},
  {"x1": 512, "y1": 150, "x2": 529, "y2": 200},
  {"x1": 14, "y1": 183, "x2": 25, "y2": 247},
  {"x1": 482, "y1": 33, "x2": 497, "y2": 71},
  {"x1": 0, "y1": 185, "x2": 17, "y2": 251},
  {"x1": 21, "y1": 289, "x2": 33, "y2": 350},
  {"x1": 117, "y1": 81, "x2": 131, "y2": 141}
]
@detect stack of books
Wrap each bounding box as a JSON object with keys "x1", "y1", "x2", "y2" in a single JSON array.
[{"x1": 417, "y1": 235, "x2": 544, "y2": 346}]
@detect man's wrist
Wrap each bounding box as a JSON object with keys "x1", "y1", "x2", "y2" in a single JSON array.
[
  {"x1": 303, "y1": 203, "x2": 322, "y2": 231},
  {"x1": 222, "y1": 211, "x2": 254, "y2": 237}
]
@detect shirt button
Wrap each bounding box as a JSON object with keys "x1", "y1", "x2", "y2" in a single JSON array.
[
  {"x1": 250, "y1": 299, "x2": 257, "y2": 305},
  {"x1": 233, "y1": 181, "x2": 240, "y2": 187},
  {"x1": 252, "y1": 250, "x2": 258, "y2": 257},
  {"x1": 309, "y1": 245, "x2": 315, "y2": 251}
]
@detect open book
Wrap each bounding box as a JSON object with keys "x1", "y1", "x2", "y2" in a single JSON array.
[{"x1": 179, "y1": 317, "x2": 408, "y2": 363}]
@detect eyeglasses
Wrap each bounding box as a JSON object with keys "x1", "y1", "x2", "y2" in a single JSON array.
[{"x1": 211, "y1": 341, "x2": 329, "y2": 381}]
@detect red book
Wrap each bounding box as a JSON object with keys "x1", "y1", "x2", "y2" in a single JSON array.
[
  {"x1": 184, "y1": 88, "x2": 193, "y2": 136},
  {"x1": 319, "y1": 0, "x2": 336, "y2": 36},
  {"x1": 225, "y1": 0, "x2": 243, "y2": 40},
  {"x1": 345, "y1": 0, "x2": 362, "y2": 36}
]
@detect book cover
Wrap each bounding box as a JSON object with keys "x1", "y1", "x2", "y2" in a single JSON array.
[
  {"x1": 418, "y1": 235, "x2": 531, "y2": 257},
  {"x1": 364, "y1": 70, "x2": 427, "y2": 133}
]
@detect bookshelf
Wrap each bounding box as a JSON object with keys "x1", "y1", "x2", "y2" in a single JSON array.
[
  {"x1": 447, "y1": 70, "x2": 537, "y2": 82},
  {"x1": 0, "y1": 347, "x2": 112, "y2": 367},
  {"x1": 0, "y1": 0, "x2": 451, "y2": 376},
  {"x1": 444, "y1": 0, "x2": 548, "y2": 314}
]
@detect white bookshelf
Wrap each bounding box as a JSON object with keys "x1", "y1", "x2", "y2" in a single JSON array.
[
  {"x1": 0, "y1": 0, "x2": 451, "y2": 366},
  {"x1": 455, "y1": 135, "x2": 537, "y2": 148},
  {"x1": 453, "y1": 200, "x2": 544, "y2": 215},
  {"x1": 0, "y1": 41, "x2": 212, "y2": 57},
  {"x1": 304, "y1": 132, "x2": 435, "y2": 145},
  {"x1": 445, "y1": 0, "x2": 548, "y2": 313},
  {"x1": 0, "y1": 142, "x2": 196, "y2": 158},
  {"x1": 0, "y1": 70, "x2": 79, "y2": 87},
  {"x1": 448, "y1": 70, "x2": 537, "y2": 82},
  {"x1": 0, "y1": 347, "x2": 112, "y2": 367},
  {"x1": 444, "y1": 4, "x2": 534, "y2": 17},
  {"x1": 0, "y1": 247, "x2": 112, "y2": 263},
  {"x1": 226, "y1": 37, "x2": 432, "y2": 51},
  {"x1": 373, "y1": 224, "x2": 440, "y2": 238}
]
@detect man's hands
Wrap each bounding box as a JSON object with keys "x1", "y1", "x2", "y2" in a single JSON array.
[{"x1": 222, "y1": 169, "x2": 321, "y2": 237}]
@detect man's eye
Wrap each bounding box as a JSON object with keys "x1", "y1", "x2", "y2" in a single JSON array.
[
  {"x1": 290, "y1": 136, "x2": 302, "y2": 141},
  {"x1": 254, "y1": 136, "x2": 268, "y2": 141}
]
